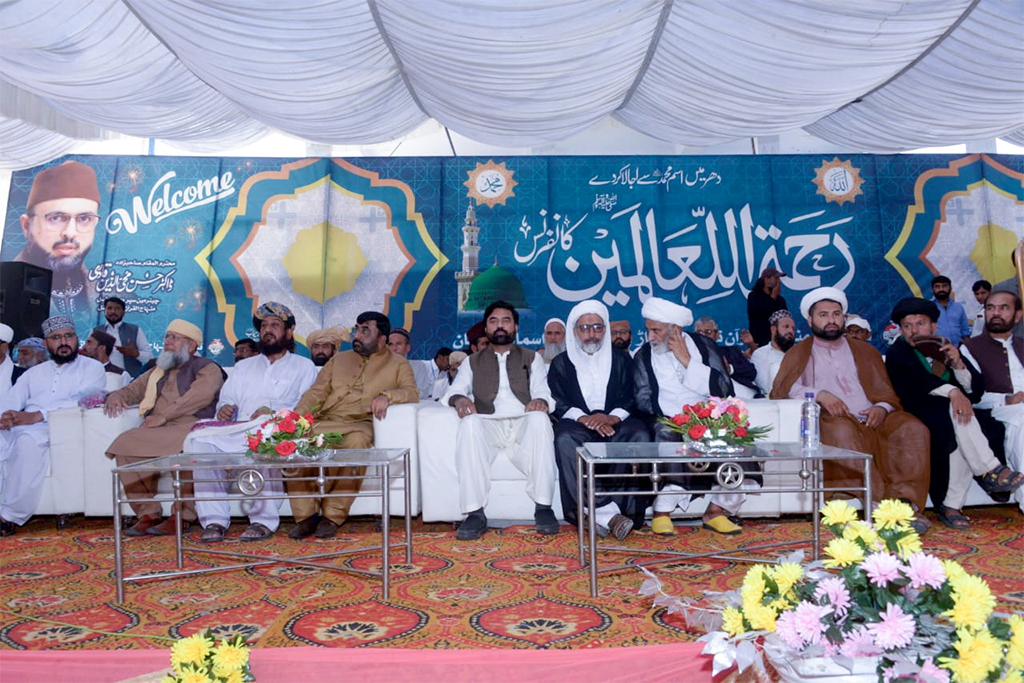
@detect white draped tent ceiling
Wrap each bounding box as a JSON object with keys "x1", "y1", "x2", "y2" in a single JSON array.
[{"x1": 1, "y1": 0, "x2": 1023, "y2": 169}]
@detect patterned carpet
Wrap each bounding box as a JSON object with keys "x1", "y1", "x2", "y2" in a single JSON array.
[{"x1": 1, "y1": 507, "x2": 1021, "y2": 652}]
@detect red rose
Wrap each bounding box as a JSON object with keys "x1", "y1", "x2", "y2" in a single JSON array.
[
  {"x1": 688, "y1": 424, "x2": 707, "y2": 440},
  {"x1": 278, "y1": 418, "x2": 297, "y2": 434},
  {"x1": 671, "y1": 414, "x2": 685, "y2": 426},
  {"x1": 275, "y1": 440, "x2": 297, "y2": 456},
  {"x1": 734, "y1": 427, "x2": 748, "y2": 438},
  {"x1": 247, "y1": 436, "x2": 260, "y2": 450},
  {"x1": 726, "y1": 405, "x2": 740, "y2": 417},
  {"x1": 304, "y1": 413, "x2": 315, "y2": 423},
  {"x1": 286, "y1": 410, "x2": 300, "y2": 420},
  {"x1": 697, "y1": 407, "x2": 712, "y2": 419},
  {"x1": 679, "y1": 413, "x2": 691, "y2": 424}
]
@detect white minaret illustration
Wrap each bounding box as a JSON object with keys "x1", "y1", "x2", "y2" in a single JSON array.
[{"x1": 456, "y1": 203, "x2": 480, "y2": 311}]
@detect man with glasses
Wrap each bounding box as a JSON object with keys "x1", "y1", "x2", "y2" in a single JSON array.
[
  {"x1": 16, "y1": 161, "x2": 101, "y2": 315},
  {"x1": 103, "y1": 319, "x2": 225, "y2": 536},
  {"x1": 548, "y1": 301, "x2": 647, "y2": 538},
  {"x1": 694, "y1": 316, "x2": 760, "y2": 398},
  {"x1": 0, "y1": 316, "x2": 105, "y2": 536}
]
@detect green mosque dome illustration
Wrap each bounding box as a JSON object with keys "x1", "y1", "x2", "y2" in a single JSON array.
[{"x1": 463, "y1": 263, "x2": 528, "y2": 311}]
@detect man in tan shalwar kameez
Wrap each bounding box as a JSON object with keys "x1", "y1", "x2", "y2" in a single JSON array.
[
  {"x1": 104, "y1": 319, "x2": 224, "y2": 536},
  {"x1": 772, "y1": 287, "x2": 932, "y2": 532},
  {"x1": 288, "y1": 311, "x2": 419, "y2": 539}
]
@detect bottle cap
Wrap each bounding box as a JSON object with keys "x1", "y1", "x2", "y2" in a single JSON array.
[{"x1": 805, "y1": 392, "x2": 815, "y2": 399}]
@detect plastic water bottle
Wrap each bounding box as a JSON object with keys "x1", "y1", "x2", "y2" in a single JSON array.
[{"x1": 801, "y1": 392, "x2": 820, "y2": 456}]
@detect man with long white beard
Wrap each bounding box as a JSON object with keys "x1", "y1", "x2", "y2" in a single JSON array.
[
  {"x1": 540, "y1": 318, "x2": 566, "y2": 363},
  {"x1": 104, "y1": 319, "x2": 224, "y2": 536},
  {"x1": 1, "y1": 316, "x2": 104, "y2": 536}
]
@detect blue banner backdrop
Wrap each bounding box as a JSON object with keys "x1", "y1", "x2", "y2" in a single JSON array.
[{"x1": 2, "y1": 154, "x2": 1021, "y2": 364}]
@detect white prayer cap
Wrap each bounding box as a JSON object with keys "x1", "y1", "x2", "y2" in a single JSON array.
[
  {"x1": 641, "y1": 297, "x2": 693, "y2": 328},
  {"x1": 799, "y1": 287, "x2": 848, "y2": 320},
  {"x1": 845, "y1": 315, "x2": 871, "y2": 332},
  {"x1": 544, "y1": 318, "x2": 565, "y2": 332},
  {"x1": 0, "y1": 323, "x2": 12, "y2": 343}
]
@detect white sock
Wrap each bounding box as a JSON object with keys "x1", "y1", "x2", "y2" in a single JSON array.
[{"x1": 590, "y1": 502, "x2": 621, "y2": 527}]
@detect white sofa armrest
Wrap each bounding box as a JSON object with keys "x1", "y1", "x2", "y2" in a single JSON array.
[{"x1": 348, "y1": 401, "x2": 422, "y2": 516}]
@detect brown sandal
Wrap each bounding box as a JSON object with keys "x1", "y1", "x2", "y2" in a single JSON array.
[
  {"x1": 937, "y1": 507, "x2": 970, "y2": 530},
  {"x1": 240, "y1": 522, "x2": 273, "y2": 542}
]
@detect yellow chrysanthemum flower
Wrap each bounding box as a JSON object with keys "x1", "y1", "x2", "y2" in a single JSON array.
[
  {"x1": 740, "y1": 566, "x2": 768, "y2": 610},
  {"x1": 943, "y1": 559, "x2": 968, "y2": 585},
  {"x1": 744, "y1": 603, "x2": 778, "y2": 632},
  {"x1": 772, "y1": 562, "x2": 803, "y2": 595},
  {"x1": 895, "y1": 530, "x2": 922, "y2": 558},
  {"x1": 721, "y1": 606, "x2": 746, "y2": 637},
  {"x1": 821, "y1": 500, "x2": 858, "y2": 527},
  {"x1": 945, "y1": 574, "x2": 996, "y2": 630},
  {"x1": 872, "y1": 499, "x2": 915, "y2": 530},
  {"x1": 224, "y1": 670, "x2": 245, "y2": 683},
  {"x1": 999, "y1": 670, "x2": 1022, "y2": 683},
  {"x1": 212, "y1": 642, "x2": 249, "y2": 672},
  {"x1": 170, "y1": 634, "x2": 214, "y2": 669},
  {"x1": 823, "y1": 537, "x2": 865, "y2": 568},
  {"x1": 1006, "y1": 614, "x2": 1024, "y2": 670},
  {"x1": 939, "y1": 627, "x2": 1004, "y2": 683},
  {"x1": 841, "y1": 519, "x2": 880, "y2": 547},
  {"x1": 178, "y1": 670, "x2": 212, "y2": 683}
]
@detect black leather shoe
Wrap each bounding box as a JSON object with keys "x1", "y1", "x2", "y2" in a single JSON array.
[
  {"x1": 456, "y1": 509, "x2": 488, "y2": 540},
  {"x1": 314, "y1": 517, "x2": 340, "y2": 539},
  {"x1": 289, "y1": 514, "x2": 321, "y2": 540},
  {"x1": 534, "y1": 505, "x2": 559, "y2": 535},
  {"x1": 0, "y1": 520, "x2": 16, "y2": 537}
]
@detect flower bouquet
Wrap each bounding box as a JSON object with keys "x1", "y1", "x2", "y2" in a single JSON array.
[
  {"x1": 245, "y1": 409, "x2": 343, "y2": 462},
  {"x1": 158, "y1": 631, "x2": 253, "y2": 683},
  {"x1": 640, "y1": 498, "x2": 1024, "y2": 682},
  {"x1": 658, "y1": 396, "x2": 771, "y2": 455}
]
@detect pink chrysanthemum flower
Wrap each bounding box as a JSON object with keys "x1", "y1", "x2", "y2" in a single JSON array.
[
  {"x1": 917, "y1": 657, "x2": 950, "y2": 682},
  {"x1": 867, "y1": 603, "x2": 916, "y2": 650},
  {"x1": 903, "y1": 552, "x2": 946, "y2": 590},
  {"x1": 839, "y1": 625, "x2": 881, "y2": 657},
  {"x1": 862, "y1": 552, "x2": 902, "y2": 587},
  {"x1": 813, "y1": 576, "x2": 852, "y2": 618},
  {"x1": 792, "y1": 601, "x2": 831, "y2": 646},
  {"x1": 774, "y1": 610, "x2": 805, "y2": 649}
]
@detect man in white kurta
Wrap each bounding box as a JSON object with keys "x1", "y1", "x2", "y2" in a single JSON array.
[
  {"x1": 0, "y1": 316, "x2": 104, "y2": 535},
  {"x1": 184, "y1": 303, "x2": 318, "y2": 541},
  {"x1": 0, "y1": 323, "x2": 13, "y2": 395},
  {"x1": 960, "y1": 291, "x2": 1024, "y2": 512},
  {"x1": 443, "y1": 301, "x2": 557, "y2": 540},
  {"x1": 751, "y1": 310, "x2": 795, "y2": 397}
]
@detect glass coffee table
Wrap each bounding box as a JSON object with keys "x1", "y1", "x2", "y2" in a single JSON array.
[
  {"x1": 576, "y1": 441, "x2": 872, "y2": 597},
  {"x1": 111, "y1": 448, "x2": 411, "y2": 602}
]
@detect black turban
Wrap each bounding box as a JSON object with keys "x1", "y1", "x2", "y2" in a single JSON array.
[{"x1": 890, "y1": 297, "x2": 939, "y2": 324}]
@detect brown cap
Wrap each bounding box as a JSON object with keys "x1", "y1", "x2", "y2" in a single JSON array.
[
  {"x1": 760, "y1": 267, "x2": 787, "y2": 278},
  {"x1": 27, "y1": 161, "x2": 100, "y2": 209}
]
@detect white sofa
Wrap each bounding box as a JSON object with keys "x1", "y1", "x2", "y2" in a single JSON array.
[
  {"x1": 34, "y1": 402, "x2": 421, "y2": 520},
  {"x1": 417, "y1": 399, "x2": 1000, "y2": 523}
]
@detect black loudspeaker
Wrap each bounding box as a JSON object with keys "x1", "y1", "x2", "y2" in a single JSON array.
[{"x1": 1, "y1": 261, "x2": 52, "y2": 342}]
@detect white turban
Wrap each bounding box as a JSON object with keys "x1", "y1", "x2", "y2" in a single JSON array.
[
  {"x1": 544, "y1": 318, "x2": 565, "y2": 333},
  {"x1": 641, "y1": 297, "x2": 693, "y2": 328},
  {"x1": 0, "y1": 323, "x2": 12, "y2": 343},
  {"x1": 566, "y1": 301, "x2": 612, "y2": 412},
  {"x1": 799, "y1": 287, "x2": 848, "y2": 320},
  {"x1": 845, "y1": 315, "x2": 871, "y2": 332}
]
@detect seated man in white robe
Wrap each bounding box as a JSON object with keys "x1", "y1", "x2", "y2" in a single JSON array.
[
  {"x1": 0, "y1": 316, "x2": 104, "y2": 536},
  {"x1": 184, "y1": 302, "x2": 318, "y2": 542}
]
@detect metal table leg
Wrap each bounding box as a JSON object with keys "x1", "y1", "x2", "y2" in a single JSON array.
[
  {"x1": 381, "y1": 461, "x2": 390, "y2": 600},
  {"x1": 113, "y1": 471, "x2": 124, "y2": 604}
]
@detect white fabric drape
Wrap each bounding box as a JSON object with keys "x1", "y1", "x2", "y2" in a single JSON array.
[{"x1": 0, "y1": 0, "x2": 1020, "y2": 169}]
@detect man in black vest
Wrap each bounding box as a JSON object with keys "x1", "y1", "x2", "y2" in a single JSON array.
[
  {"x1": 961, "y1": 290, "x2": 1024, "y2": 513},
  {"x1": 548, "y1": 300, "x2": 647, "y2": 538},
  {"x1": 442, "y1": 301, "x2": 557, "y2": 540},
  {"x1": 885, "y1": 297, "x2": 1021, "y2": 528},
  {"x1": 95, "y1": 296, "x2": 152, "y2": 377}
]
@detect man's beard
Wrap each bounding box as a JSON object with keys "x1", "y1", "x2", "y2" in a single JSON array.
[
  {"x1": 45, "y1": 238, "x2": 85, "y2": 271},
  {"x1": 156, "y1": 346, "x2": 192, "y2": 370},
  {"x1": 774, "y1": 332, "x2": 795, "y2": 351},
  {"x1": 50, "y1": 345, "x2": 77, "y2": 365},
  {"x1": 985, "y1": 316, "x2": 1014, "y2": 334},
  {"x1": 312, "y1": 352, "x2": 332, "y2": 367},
  {"x1": 490, "y1": 328, "x2": 515, "y2": 346},
  {"x1": 541, "y1": 341, "x2": 565, "y2": 361},
  {"x1": 352, "y1": 339, "x2": 375, "y2": 357},
  {"x1": 810, "y1": 322, "x2": 844, "y2": 341},
  {"x1": 933, "y1": 290, "x2": 950, "y2": 302},
  {"x1": 651, "y1": 339, "x2": 670, "y2": 355},
  {"x1": 579, "y1": 339, "x2": 602, "y2": 355},
  {"x1": 105, "y1": 313, "x2": 123, "y2": 326},
  {"x1": 259, "y1": 332, "x2": 291, "y2": 356},
  {"x1": 611, "y1": 338, "x2": 629, "y2": 350}
]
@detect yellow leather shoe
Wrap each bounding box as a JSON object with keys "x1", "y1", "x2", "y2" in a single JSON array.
[
  {"x1": 702, "y1": 515, "x2": 742, "y2": 536},
  {"x1": 651, "y1": 516, "x2": 676, "y2": 536}
]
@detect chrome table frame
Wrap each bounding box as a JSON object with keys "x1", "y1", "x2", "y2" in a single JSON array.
[
  {"x1": 575, "y1": 442, "x2": 872, "y2": 597},
  {"x1": 112, "y1": 448, "x2": 412, "y2": 602}
]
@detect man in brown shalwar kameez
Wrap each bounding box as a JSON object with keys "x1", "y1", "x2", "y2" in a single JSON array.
[
  {"x1": 104, "y1": 319, "x2": 224, "y2": 536},
  {"x1": 288, "y1": 311, "x2": 419, "y2": 540},
  {"x1": 772, "y1": 287, "x2": 932, "y2": 532}
]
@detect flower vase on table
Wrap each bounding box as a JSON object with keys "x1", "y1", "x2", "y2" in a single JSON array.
[
  {"x1": 658, "y1": 397, "x2": 771, "y2": 467},
  {"x1": 640, "y1": 498, "x2": 1024, "y2": 682},
  {"x1": 245, "y1": 409, "x2": 343, "y2": 463}
]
